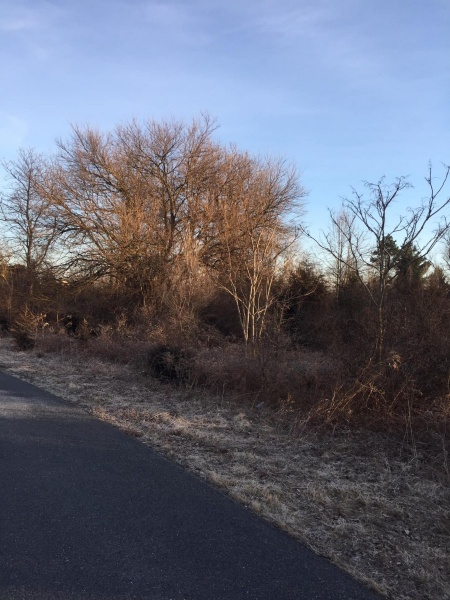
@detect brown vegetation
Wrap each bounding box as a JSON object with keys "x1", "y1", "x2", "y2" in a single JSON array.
[
  {"x1": 0, "y1": 115, "x2": 449, "y2": 441},
  {"x1": 1, "y1": 114, "x2": 449, "y2": 598}
]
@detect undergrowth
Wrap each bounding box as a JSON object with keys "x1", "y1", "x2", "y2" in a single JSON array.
[{"x1": 27, "y1": 319, "x2": 450, "y2": 470}]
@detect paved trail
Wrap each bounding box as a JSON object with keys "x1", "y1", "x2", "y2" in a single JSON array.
[{"x1": 0, "y1": 372, "x2": 382, "y2": 600}]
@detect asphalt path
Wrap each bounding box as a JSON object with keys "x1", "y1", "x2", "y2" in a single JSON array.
[{"x1": 0, "y1": 371, "x2": 382, "y2": 600}]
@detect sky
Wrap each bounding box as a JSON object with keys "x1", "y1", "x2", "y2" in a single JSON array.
[{"x1": 0, "y1": 0, "x2": 449, "y2": 248}]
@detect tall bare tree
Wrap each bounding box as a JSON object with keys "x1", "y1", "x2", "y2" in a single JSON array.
[
  {"x1": 51, "y1": 116, "x2": 221, "y2": 307},
  {"x1": 309, "y1": 166, "x2": 450, "y2": 361},
  {"x1": 203, "y1": 150, "x2": 305, "y2": 349},
  {"x1": 53, "y1": 125, "x2": 159, "y2": 297},
  {"x1": 323, "y1": 208, "x2": 363, "y2": 296},
  {"x1": 1, "y1": 117, "x2": 306, "y2": 335},
  {"x1": 0, "y1": 148, "x2": 58, "y2": 273}
]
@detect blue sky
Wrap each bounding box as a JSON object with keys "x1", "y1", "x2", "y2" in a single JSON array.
[{"x1": 1, "y1": 0, "x2": 449, "y2": 240}]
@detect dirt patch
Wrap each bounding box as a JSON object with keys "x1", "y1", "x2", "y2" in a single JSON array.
[{"x1": 0, "y1": 336, "x2": 448, "y2": 600}]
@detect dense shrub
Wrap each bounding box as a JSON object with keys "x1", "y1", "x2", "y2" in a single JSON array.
[{"x1": 147, "y1": 344, "x2": 192, "y2": 383}]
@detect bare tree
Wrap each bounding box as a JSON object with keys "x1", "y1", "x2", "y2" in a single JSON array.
[
  {"x1": 323, "y1": 208, "x2": 363, "y2": 296},
  {"x1": 116, "y1": 114, "x2": 219, "y2": 265},
  {"x1": 204, "y1": 150, "x2": 305, "y2": 350},
  {"x1": 0, "y1": 148, "x2": 58, "y2": 273},
  {"x1": 51, "y1": 116, "x2": 221, "y2": 307},
  {"x1": 53, "y1": 124, "x2": 161, "y2": 297},
  {"x1": 1, "y1": 117, "x2": 306, "y2": 336},
  {"x1": 308, "y1": 165, "x2": 450, "y2": 361}
]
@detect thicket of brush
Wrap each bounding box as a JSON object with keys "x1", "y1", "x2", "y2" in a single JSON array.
[
  {"x1": 1, "y1": 258, "x2": 449, "y2": 441},
  {"x1": 0, "y1": 115, "x2": 449, "y2": 450}
]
